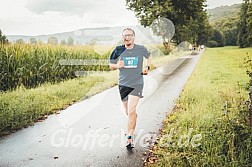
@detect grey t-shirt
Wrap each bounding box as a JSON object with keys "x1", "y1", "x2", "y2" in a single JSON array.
[{"x1": 109, "y1": 44, "x2": 150, "y2": 87}]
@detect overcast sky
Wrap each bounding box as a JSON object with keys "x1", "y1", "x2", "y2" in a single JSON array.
[{"x1": 0, "y1": 0, "x2": 243, "y2": 36}]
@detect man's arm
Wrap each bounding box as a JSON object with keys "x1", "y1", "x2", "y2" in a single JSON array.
[
  {"x1": 146, "y1": 56, "x2": 151, "y2": 68},
  {"x1": 109, "y1": 63, "x2": 118, "y2": 70},
  {"x1": 109, "y1": 58, "x2": 124, "y2": 70},
  {"x1": 142, "y1": 56, "x2": 151, "y2": 75}
]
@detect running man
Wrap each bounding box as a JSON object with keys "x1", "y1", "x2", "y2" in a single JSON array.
[{"x1": 109, "y1": 28, "x2": 151, "y2": 148}]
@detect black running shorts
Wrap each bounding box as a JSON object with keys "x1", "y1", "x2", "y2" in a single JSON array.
[{"x1": 119, "y1": 84, "x2": 143, "y2": 102}]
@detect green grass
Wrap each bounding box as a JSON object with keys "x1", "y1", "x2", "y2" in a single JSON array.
[
  {"x1": 146, "y1": 46, "x2": 252, "y2": 166},
  {"x1": 0, "y1": 71, "x2": 118, "y2": 136}
]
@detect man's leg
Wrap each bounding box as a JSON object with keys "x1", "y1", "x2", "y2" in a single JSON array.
[
  {"x1": 122, "y1": 101, "x2": 128, "y2": 115},
  {"x1": 127, "y1": 95, "x2": 140, "y2": 136}
]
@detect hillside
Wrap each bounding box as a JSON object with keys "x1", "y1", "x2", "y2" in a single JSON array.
[
  {"x1": 6, "y1": 26, "x2": 159, "y2": 45},
  {"x1": 207, "y1": 4, "x2": 241, "y2": 23},
  {"x1": 7, "y1": 27, "x2": 123, "y2": 44}
]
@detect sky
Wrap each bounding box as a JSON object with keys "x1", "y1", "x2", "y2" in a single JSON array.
[{"x1": 0, "y1": 0, "x2": 243, "y2": 36}]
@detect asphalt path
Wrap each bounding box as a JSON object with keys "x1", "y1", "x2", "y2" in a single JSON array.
[{"x1": 0, "y1": 51, "x2": 203, "y2": 167}]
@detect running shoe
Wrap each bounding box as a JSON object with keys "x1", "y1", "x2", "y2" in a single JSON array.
[{"x1": 126, "y1": 135, "x2": 134, "y2": 148}]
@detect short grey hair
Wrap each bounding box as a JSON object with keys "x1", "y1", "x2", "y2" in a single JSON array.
[{"x1": 122, "y1": 28, "x2": 135, "y2": 35}]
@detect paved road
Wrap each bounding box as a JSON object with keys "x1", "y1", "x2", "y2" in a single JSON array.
[{"x1": 0, "y1": 51, "x2": 202, "y2": 167}]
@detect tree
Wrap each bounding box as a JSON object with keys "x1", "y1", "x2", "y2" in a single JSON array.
[
  {"x1": 237, "y1": 0, "x2": 249, "y2": 48},
  {"x1": 246, "y1": 1, "x2": 252, "y2": 46},
  {"x1": 37, "y1": 39, "x2": 43, "y2": 45},
  {"x1": 29, "y1": 38, "x2": 37, "y2": 44},
  {"x1": 126, "y1": 0, "x2": 173, "y2": 50},
  {"x1": 207, "y1": 40, "x2": 218, "y2": 47},
  {"x1": 67, "y1": 36, "x2": 74, "y2": 46},
  {"x1": 60, "y1": 39, "x2": 67, "y2": 45},
  {"x1": 125, "y1": 0, "x2": 210, "y2": 50},
  {"x1": 197, "y1": 16, "x2": 211, "y2": 45},
  {"x1": 170, "y1": 0, "x2": 210, "y2": 45},
  {"x1": 212, "y1": 17, "x2": 239, "y2": 46},
  {"x1": 208, "y1": 28, "x2": 225, "y2": 47},
  {"x1": 224, "y1": 28, "x2": 238, "y2": 46},
  {"x1": 47, "y1": 36, "x2": 58, "y2": 45},
  {"x1": 150, "y1": 17, "x2": 175, "y2": 52},
  {"x1": 89, "y1": 38, "x2": 98, "y2": 45},
  {"x1": 0, "y1": 29, "x2": 8, "y2": 44},
  {"x1": 15, "y1": 39, "x2": 25, "y2": 44}
]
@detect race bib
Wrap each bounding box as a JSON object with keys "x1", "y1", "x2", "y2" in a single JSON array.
[{"x1": 123, "y1": 57, "x2": 138, "y2": 68}]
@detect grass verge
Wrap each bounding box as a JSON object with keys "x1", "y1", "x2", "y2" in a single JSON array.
[
  {"x1": 146, "y1": 46, "x2": 252, "y2": 166},
  {"x1": 0, "y1": 71, "x2": 118, "y2": 136}
]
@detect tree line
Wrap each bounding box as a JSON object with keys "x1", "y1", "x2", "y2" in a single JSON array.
[
  {"x1": 126, "y1": 0, "x2": 210, "y2": 50},
  {"x1": 1, "y1": 0, "x2": 251, "y2": 48},
  {"x1": 126, "y1": 0, "x2": 252, "y2": 48},
  {"x1": 0, "y1": 31, "x2": 76, "y2": 45},
  {"x1": 15, "y1": 36, "x2": 75, "y2": 45},
  {"x1": 216, "y1": 0, "x2": 252, "y2": 48},
  {"x1": 237, "y1": 0, "x2": 252, "y2": 48}
]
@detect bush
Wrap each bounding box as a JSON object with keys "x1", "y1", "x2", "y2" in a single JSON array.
[{"x1": 207, "y1": 40, "x2": 219, "y2": 47}]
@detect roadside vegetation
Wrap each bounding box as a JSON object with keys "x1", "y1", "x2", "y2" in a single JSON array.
[
  {"x1": 0, "y1": 42, "x2": 185, "y2": 136},
  {"x1": 0, "y1": 43, "x2": 110, "y2": 92},
  {"x1": 146, "y1": 47, "x2": 252, "y2": 166}
]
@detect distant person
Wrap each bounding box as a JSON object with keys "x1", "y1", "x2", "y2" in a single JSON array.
[
  {"x1": 189, "y1": 44, "x2": 193, "y2": 51},
  {"x1": 193, "y1": 44, "x2": 196, "y2": 51},
  {"x1": 109, "y1": 28, "x2": 151, "y2": 148}
]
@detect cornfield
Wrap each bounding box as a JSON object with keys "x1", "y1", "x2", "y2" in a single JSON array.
[{"x1": 0, "y1": 43, "x2": 110, "y2": 91}]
